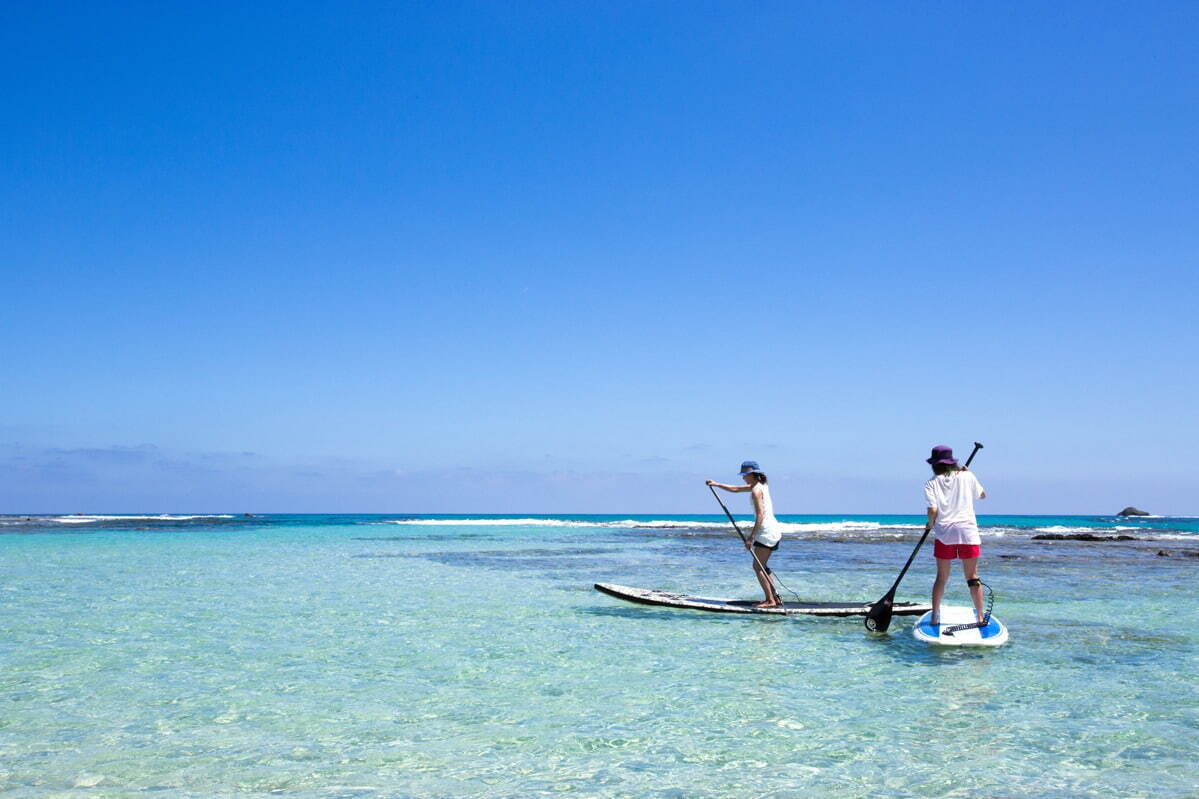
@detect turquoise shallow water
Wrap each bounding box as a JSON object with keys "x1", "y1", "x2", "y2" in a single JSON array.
[{"x1": 1, "y1": 514, "x2": 1197, "y2": 797}]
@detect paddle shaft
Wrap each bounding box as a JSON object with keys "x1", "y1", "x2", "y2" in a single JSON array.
[
  {"x1": 707, "y1": 484, "x2": 788, "y2": 603},
  {"x1": 709, "y1": 484, "x2": 751, "y2": 545}
]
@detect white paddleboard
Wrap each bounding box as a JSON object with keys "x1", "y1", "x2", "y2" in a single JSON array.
[
  {"x1": 595, "y1": 583, "x2": 930, "y2": 617},
  {"x1": 913, "y1": 605, "x2": 1008, "y2": 647}
]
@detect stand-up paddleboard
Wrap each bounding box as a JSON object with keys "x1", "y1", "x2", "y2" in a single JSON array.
[
  {"x1": 913, "y1": 605, "x2": 1008, "y2": 646},
  {"x1": 595, "y1": 583, "x2": 931, "y2": 618}
]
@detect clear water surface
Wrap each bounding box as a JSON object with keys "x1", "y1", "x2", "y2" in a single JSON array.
[{"x1": 1, "y1": 513, "x2": 1196, "y2": 797}]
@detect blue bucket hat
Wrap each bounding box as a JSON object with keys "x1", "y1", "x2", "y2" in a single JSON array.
[{"x1": 739, "y1": 460, "x2": 763, "y2": 476}]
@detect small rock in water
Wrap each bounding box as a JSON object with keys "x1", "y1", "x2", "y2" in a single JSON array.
[
  {"x1": 1117, "y1": 506, "x2": 1151, "y2": 516},
  {"x1": 1032, "y1": 533, "x2": 1140, "y2": 541}
]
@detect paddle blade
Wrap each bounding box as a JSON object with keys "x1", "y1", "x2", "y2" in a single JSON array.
[{"x1": 864, "y1": 595, "x2": 894, "y2": 633}]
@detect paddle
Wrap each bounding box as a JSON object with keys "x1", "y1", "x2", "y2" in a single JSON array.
[
  {"x1": 708, "y1": 484, "x2": 753, "y2": 547},
  {"x1": 707, "y1": 485, "x2": 799, "y2": 606},
  {"x1": 864, "y1": 442, "x2": 983, "y2": 633}
]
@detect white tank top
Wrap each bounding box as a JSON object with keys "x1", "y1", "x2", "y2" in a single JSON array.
[{"x1": 753, "y1": 485, "x2": 781, "y2": 546}]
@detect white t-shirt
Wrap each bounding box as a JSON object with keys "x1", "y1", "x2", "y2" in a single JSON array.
[{"x1": 923, "y1": 471, "x2": 985, "y2": 545}]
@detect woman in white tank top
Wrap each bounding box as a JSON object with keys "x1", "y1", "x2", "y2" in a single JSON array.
[{"x1": 706, "y1": 460, "x2": 783, "y2": 608}]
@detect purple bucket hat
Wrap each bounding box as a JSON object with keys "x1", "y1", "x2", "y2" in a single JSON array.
[{"x1": 926, "y1": 445, "x2": 958, "y2": 466}]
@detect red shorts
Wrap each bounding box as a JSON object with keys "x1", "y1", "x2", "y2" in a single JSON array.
[{"x1": 934, "y1": 540, "x2": 981, "y2": 560}]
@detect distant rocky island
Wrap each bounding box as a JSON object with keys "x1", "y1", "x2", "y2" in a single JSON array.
[{"x1": 1117, "y1": 506, "x2": 1151, "y2": 516}]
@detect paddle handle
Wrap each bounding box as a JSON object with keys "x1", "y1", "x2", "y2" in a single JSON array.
[{"x1": 964, "y1": 442, "x2": 983, "y2": 469}]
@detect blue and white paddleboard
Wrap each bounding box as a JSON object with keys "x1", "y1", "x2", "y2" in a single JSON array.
[{"x1": 913, "y1": 605, "x2": 1008, "y2": 647}]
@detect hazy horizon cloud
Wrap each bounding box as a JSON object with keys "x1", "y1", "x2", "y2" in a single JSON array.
[{"x1": 1, "y1": 442, "x2": 1190, "y2": 516}]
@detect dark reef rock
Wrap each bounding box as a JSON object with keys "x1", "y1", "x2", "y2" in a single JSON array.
[
  {"x1": 1031, "y1": 533, "x2": 1140, "y2": 541},
  {"x1": 1117, "y1": 506, "x2": 1150, "y2": 516}
]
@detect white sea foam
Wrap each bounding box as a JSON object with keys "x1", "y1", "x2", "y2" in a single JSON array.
[
  {"x1": 377, "y1": 517, "x2": 1194, "y2": 541},
  {"x1": 384, "y1": 518, "x2": 728, "y2": 530},
  {"x1": 382, "y1": 517, "x2": 925, "y2": 537},
  {"x1": 779, "y1": 521, "x2": 923, "y2": 533},
  {"x1": 1032, "y1": 525, "x2": 1154, "y2": 535}
]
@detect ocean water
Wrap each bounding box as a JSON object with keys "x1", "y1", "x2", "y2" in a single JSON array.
[{"x1": 1, "y1": 513, "x2": 1196, "y2": 798}]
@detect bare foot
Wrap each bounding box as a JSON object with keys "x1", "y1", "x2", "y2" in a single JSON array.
[{"x1": 754, "y1": 600, "x2": 781, "y2": 609}]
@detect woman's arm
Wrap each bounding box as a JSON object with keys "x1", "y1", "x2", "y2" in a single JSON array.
[
  {"x1": 925, "y1": 507, "x2": 938, "y2": 531},
  {"x1": 705, "y1": 480, "x2": 750, "y2": 493},
  {"x1": 967, "y1": 470, "x2": 986, "y2": 499}
]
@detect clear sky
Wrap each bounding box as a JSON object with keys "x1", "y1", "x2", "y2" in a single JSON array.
[{"x1": 3, "y1": 2, "x2": 1196, "y2": 514}]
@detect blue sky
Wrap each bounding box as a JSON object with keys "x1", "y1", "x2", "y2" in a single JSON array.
[{"x1": 2, "y1": 2, "x2": 1196, "y2": 513}]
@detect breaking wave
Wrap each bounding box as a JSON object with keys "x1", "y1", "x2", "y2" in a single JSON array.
[
  {"x1": 379, "y1": 517, "x2": 925, "y2": 538},
  {"x1": 376, "y1": 517, "x2": 1195, "y2": 541}
]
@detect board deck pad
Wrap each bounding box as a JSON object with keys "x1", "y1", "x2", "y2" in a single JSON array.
[
  {"x1": 594, "y1": 582, "x2": 931, "y2": 617},
  {"x1": 913, "y1": 605, "x2": 1009, "y2": 646}
]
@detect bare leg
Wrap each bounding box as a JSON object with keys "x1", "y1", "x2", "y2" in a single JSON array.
[
  {"x1": 961, "y1": 557, "x2": 984, "y2": 620},
  {"x1": 931, "y1": 558, "x2": 952, "y2": 625},
  {"x1": 751, "y1": 545, "x2": 780, "y2": 607}
]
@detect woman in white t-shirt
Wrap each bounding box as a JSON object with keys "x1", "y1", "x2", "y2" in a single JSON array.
[
  {"x1": 923, "y1": 445, "x2": 987, "y2": 626},
  {"x1": 707, "y1": 460, "x2": 783, "y2": 608}
]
